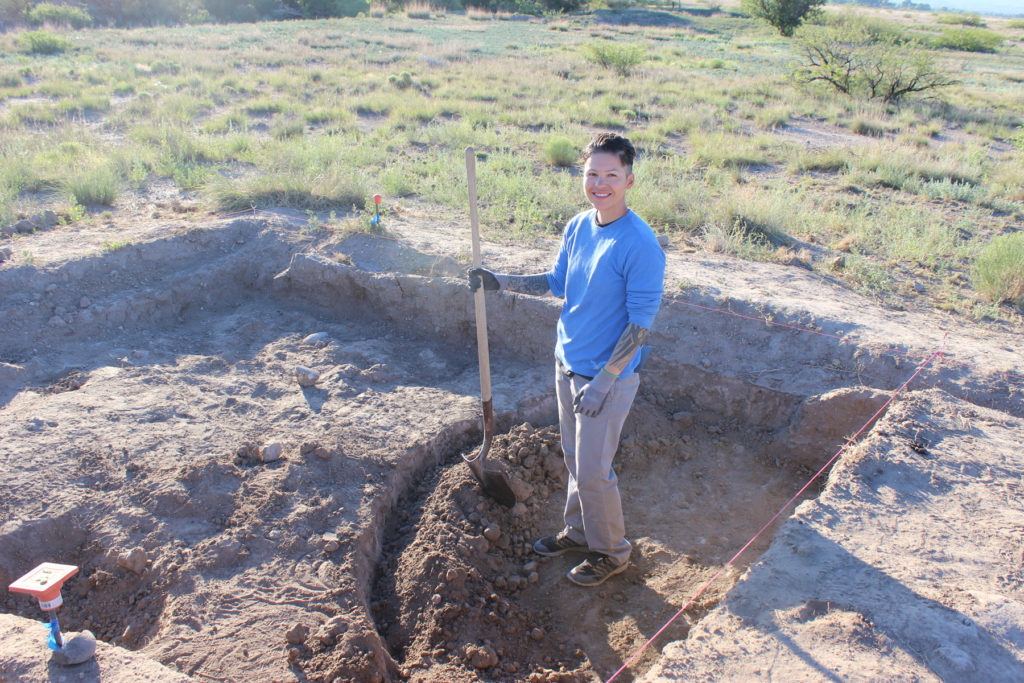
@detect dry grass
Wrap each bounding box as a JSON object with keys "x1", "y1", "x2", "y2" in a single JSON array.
[{"x1": 0, "y1": 7, "x2": 1021, "y2": 323}]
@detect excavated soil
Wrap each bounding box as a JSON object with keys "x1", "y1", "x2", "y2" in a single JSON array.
[
  {"x1": 359, "y1": 407, "x2": 811, "y2": 682},
  {"x1": 2, "y1": 211, "x2": 1021, "y2": 682}
]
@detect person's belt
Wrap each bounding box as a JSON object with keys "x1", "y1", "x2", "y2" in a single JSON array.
[{"x1": 557, "y1": 358, "x2": 593, "y2": 382}]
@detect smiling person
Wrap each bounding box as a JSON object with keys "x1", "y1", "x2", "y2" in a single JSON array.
[{"x1": 468, "y1": 133, "x2": 665, "y2": 587}]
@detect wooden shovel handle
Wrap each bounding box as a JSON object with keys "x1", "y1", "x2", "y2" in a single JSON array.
[{"x1": 466, "y1": 148, "x2": 493, "y2": 424}]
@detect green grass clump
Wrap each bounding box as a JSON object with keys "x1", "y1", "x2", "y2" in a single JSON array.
[
  {"x1": 850, "y1": 118, "x2": 888, "y2": 137},
  {"x1": 931, "y1": 28, "x2": 1004, "y2": 52},
  {"x1": 755, "y1": 106, "x2": 790, "y2": 131},
  {"x1": 272, "y1": 119, "x2": 306, "y2": 139},
  {"x1": 1007, "y1": 19, "x2": 1024, "y2": 29},
  {"x1": 786, "y1": 148, "x2": 848, "y2": 174},
  {"x1": 971, "y1": 232, "x2": 1024, "y2": 308},
  {"x1": 405, "y1": 1, "x2": 433, "y2": 19},
  {"x1": 542, "y1": 136, "x2": 577, "y2": 167},
  {"x1": 204, "y1": 170, "x2": 366, "y2": 212},
  {"x1": 387, "y1": 72, "x2": 415, "y2": 90},
  {"x1": 698, "y1": 58, "x2": 728, "y2": 69},
  {"x1": 936, "y1": 12, "x2": 984, "y2": 27},
  {"x1": 18, "y1": 30, "x2": 72, "y2": 55},
  {"x1": 27, "y1": 2, "x2": 93, "y2": 29},
  {"x1": 64, "y1": 164, "x2": 119, "y2": 206},
  {"x1": 583, "y1": 41, "x2": 647, "y2": 76},
  {"x1": 245, "y1": 99, "x2": 285, "y2": 116}
]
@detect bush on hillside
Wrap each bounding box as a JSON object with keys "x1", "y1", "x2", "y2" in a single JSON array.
[
  {"x1": 793, "y1": 22, "x2": 957, "y2": 104},
  {"x1": 27, "y1": 2, "x2": 92, "y2": 28},
  {"x1": 203, "y1": 0, "x2": 280, "y2": 22},
  {"x1": 18, "y1": 29, "x2": 71, "y2": 54},
  {"x1": 936, "y1": 12, "x2": 984, "y2": 27},
  {"x1": 583, "y1": 41, "x2": 646, "y2": 76},
  {"x1": 291, "y1": 0, "x2": 369, "y2": 16},
  {"x1": 971, "y1": 232, "x2": 1024, "y2": 309},
  {"x1": 931, "y1": 28, "x2": 1004, "y2": 52},
  {"x1": 824, "y1": 10, "x2": 915, "y2": 45},
  {"x1": 542, "y1": 136, "x2": 577, "y2": 167},
  {"x1": 741, "y1": 0, "x2": 824, "y2": 37},
  {"x1": 0, "y1": 0, "x2": 29, "y2": 24}
]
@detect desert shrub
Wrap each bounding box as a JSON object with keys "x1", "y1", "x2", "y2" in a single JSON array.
[
  {"x1": 542, "y1": 136, "x2": 576, "y2": 167},
  {"x1": 387, "y1": 71, "x2": 415, "y2": 89},
  {"x1": 849, "y1": 118, "x2": 887, "y2": 137},
  {"x1": 755, "y1": 106, "x2": 790, "y2": 130},
  {"x1": 931, "y1": 28, "x2": 1004, "y2": 52},
  {"x1": 0, "y1": 0, "x2": 29, "y2": 25},
  {"x1": 27, "y1": 2, "x2": 92, "y2": 28},
  {"x1": 699, "y1": 57, "x2": 727, "y2": 69},
  {"x1": 1007, "y1": 19, "x2": 1024, "y2": 30},
  {"x1": 292, "y1": 0, "x2": 369, "y2": 16},
  {"x1": 583, "y1": 41, "x2": 646, "y2": 76},
  {"x1": 936, "y1": 12, "x2": 984, "y2": 27},
  {"x1": 203, "y1": 0, "x2": 280, "y2": 22},
  {"x1": 17, "y1": 30, "x2": 71, "y2": 55},
  {"x1": 793, "y1": 23, "x2": 956, "y2": 104},
  {"x1": 824, "y1": 10, "x2": 914, "y2": 45},
  {"x1": 404, "y1": 1, "x2": 432, "y2": 18},
  {"x1": 1012, "y1": 126, "x2": 1024, "y2": 154},
  {"x1": 740, "y1": 0, "x2": 824, "y2": 37},
  {"x1": 971, "y1": 232, "x2": 1024, "y2": 308},
  {"x1": 272, "y1": 118, "x2": 305, "y2": 139},
  {"x1": 65, "y1": 164, "x2": 119, "y2": 206},
  {"x1": 336, "y1": 0, "x2": 370, "y2": 15}
]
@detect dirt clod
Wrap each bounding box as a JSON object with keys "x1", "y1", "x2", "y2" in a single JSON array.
[
  {"x1": 295, "y1": 365, "x2": 319, "y2": 387},
  {"x1": 116, "y1": 547, "x2": 148, "y2": 575},
  {"x1": 285, "y1": 623, "x2": 309, "y2": 645}
]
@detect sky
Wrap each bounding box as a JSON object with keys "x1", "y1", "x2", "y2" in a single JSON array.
[{"x1": 920, "y1": 0, "x2": 1024, "y2": 14}]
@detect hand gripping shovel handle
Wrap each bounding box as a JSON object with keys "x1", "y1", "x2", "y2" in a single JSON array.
[{"x1": 465, "y1": 147, "x2": 516, "y2": 508}]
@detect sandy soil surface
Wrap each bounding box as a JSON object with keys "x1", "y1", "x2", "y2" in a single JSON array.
[
  {"x1": 1, "y1": 204, "x2": 1021, "y2": 681},
  {"x1": 642, "y1": 389, "x2": 1024, "y2": 681}
]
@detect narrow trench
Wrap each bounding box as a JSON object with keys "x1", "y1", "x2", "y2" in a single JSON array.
[{"x1": 365, "y1": 388, "x2": 832, "y2": 682}]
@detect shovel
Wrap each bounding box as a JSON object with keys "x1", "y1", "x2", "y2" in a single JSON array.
[{"x1": 462, "y1": 147, "x2": 517, "y2": 508}]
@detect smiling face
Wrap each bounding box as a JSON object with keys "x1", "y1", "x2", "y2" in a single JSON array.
[{"x1": 583, "y1": 151, "x2": 634, "y2": 225}]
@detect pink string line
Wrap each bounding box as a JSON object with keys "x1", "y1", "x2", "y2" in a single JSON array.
[{"x1": 605, "y1": 334, "x2": 949, "y2": 683}]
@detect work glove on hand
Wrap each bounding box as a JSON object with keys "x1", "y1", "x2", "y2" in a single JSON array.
[
  {"x1": 467, "y1": 267, "x2": 504, "y2": 292},
  {"x1": 572, "y1": 370, "x2": 616, "y2": 418}
]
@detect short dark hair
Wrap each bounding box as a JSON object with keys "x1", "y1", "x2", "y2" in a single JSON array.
[{"x1": 581, "y1": 132, "x2": 636, "y2": 170}]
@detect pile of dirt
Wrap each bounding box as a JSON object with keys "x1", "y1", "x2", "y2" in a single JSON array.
[
  {"x1": 308, "y1": 398, "x2": 810, "y2": 682},
  {"x1": 367, "y1": 423, "x2": 586, "y2": 682}
]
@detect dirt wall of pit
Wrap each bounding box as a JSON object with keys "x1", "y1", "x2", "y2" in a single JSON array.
[
  {"x1": 0, "y1": 220, "x2": 295, "y2": 365},
  {"x1": 275, "y1": 251, "x2": 918, "y2": 472},
  {"x1": 3, "y1": 217, "x2": 1017, "y2": 475}
]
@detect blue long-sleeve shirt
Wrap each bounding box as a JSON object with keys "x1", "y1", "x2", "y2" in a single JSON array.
[{"x1": 546, "y1": 209, "x2": 665, "y2": 379}]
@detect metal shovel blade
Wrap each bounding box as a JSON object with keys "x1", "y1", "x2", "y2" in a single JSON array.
[{"x1": 465, "y1": 402, "x2": 517, "y2": 509}]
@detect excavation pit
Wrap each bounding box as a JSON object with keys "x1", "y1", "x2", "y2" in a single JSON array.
[{"x1": 6, "y1": 217, "x2": 1012, "y2": 681}]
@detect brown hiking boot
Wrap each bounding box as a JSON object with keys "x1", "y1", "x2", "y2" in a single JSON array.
[
  {"x1": 567, "y1": 554, "x2": 628, "y2": 587},
  {"x1": 533, "y1": 530, "x2": 587, "y2": 557}
]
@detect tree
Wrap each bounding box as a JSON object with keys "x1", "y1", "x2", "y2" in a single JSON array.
[
  {"x1": 741, "y1": 0, "x2": 824, "y2": 37},
  {"x1": 792, "y1": 22, "x2": 957, "y2": 104}
]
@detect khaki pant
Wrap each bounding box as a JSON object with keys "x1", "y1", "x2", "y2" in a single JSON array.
[{"x1": 555, "y1": 360, "x2": 639, "y2": 566}]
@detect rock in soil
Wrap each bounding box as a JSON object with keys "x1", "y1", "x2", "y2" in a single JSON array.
[
  {"x1": 51, "y1": 630, "x2": 97, "y2": 666},
  {"x1": 116, "y1": 547, "x2": 148, "y2": 575}
]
